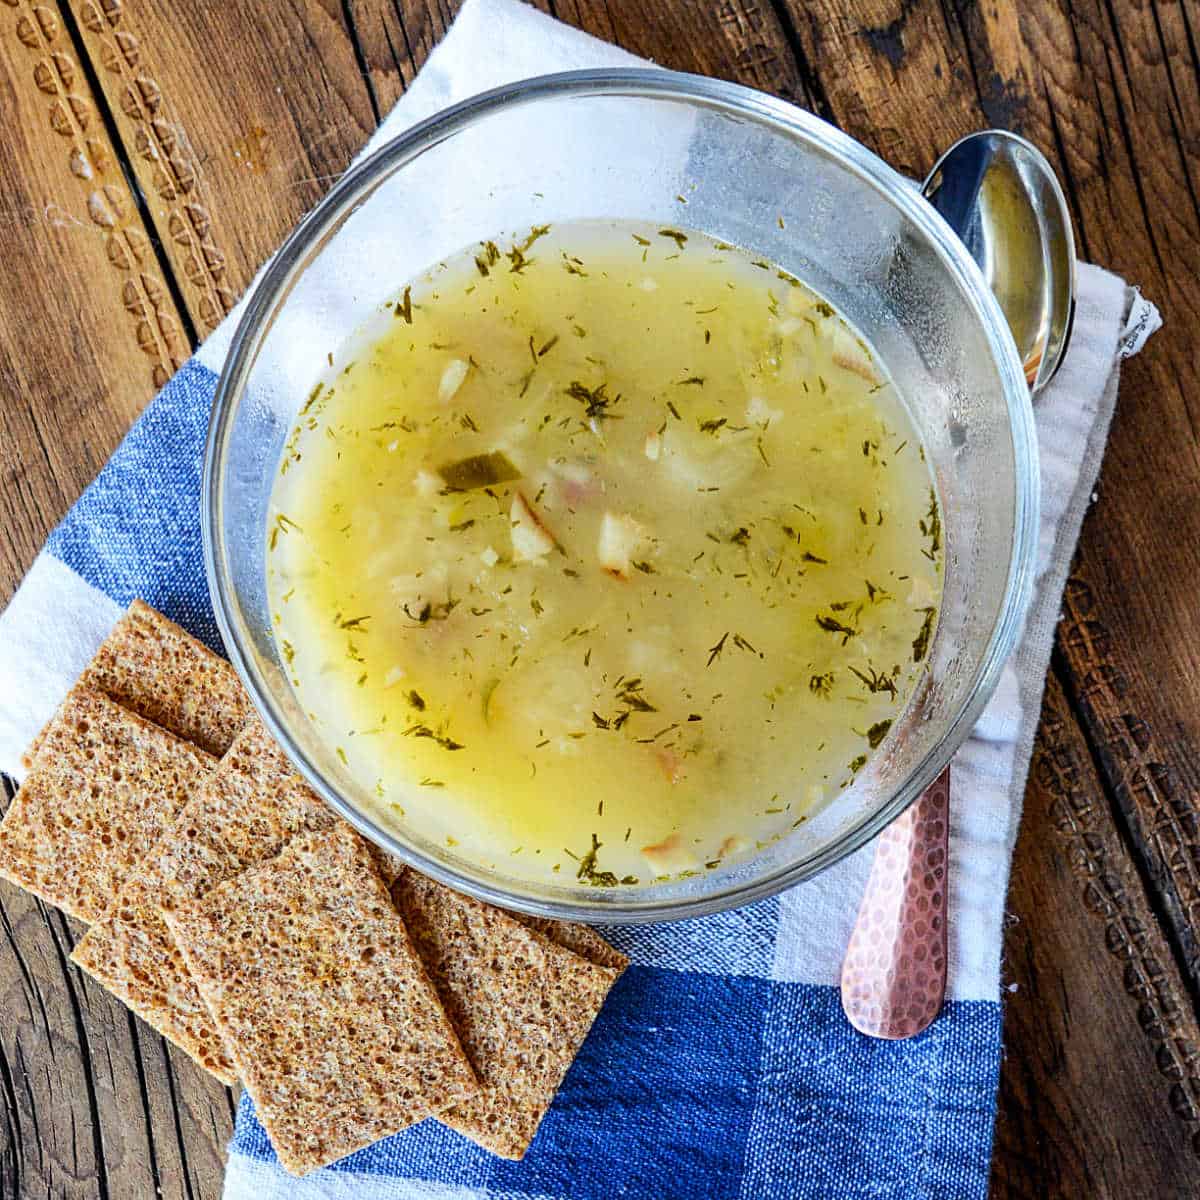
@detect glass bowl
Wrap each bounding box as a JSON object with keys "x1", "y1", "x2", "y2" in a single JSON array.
[{"x1": 202, "y1": 69, "x2": 1038, "y2": 923}]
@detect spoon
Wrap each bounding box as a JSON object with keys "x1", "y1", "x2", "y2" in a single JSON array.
[
  {"x1": 840, "y1": 131, "x2": 1077, "y2": 1039},
  {"x1": 923, "y1": 130, "x2": 1077, "y2": 393}
]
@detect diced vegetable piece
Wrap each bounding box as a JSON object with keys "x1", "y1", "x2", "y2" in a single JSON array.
[
  {"x1": 438, "y1": 358, "x2": 470, "y2": 403},
  {"x1": 717, "y1": 834, "x2": 750, "y2": 860},
  {"x1": 510, "y1": 492, "x2": 555, "y2": 561},
  {"x1": 746, "y1": 395, "x2": 782, "y2": 426},
  {"x1": 552, "y1": 460, "x2": 592, "y2": 487},
  {"x1": 830, "y1": 325, "x2": 879, "y2": 385},
  {"x1": 550, "y1": 459, "x2": 602, "y2": 504},
  {"x1": 654, "y1": 748, "x2": 686, "y2": 786},
  {"x1": 484, "y1": 655, "x2": 594, "y2": 739},
  {"x1": 907, "y1": 576, "x2": 937, "y2": 607},
  {"x1": 597, "y1": 511, "x2": 648, "y2": 580},
  {"x1": 390, "y1": 567, "x2": 452, "y2": 620},
  {"x1": 414, "y1": 469, "x2": 441, "y2": 497},
  {"x1": 644, "y1": 430, "x2": 662, "y2": 461},
  {"x1": 833, "y1": 352, "x2": 878, "y2": 384},
  {"x1": 662, "y1": 427, "x2": 756, "y2": 493},
  {"x1": 641, "y1": 830, "x2": 698, "y2": 874},
  {"x1": 438, "y1": 451, "x2": 521, "y2": 491}
]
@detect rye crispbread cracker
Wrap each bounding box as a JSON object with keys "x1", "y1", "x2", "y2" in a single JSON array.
[
  {"x1": 71, "y1": 717, "x2": 336, "y2": 1084},
  {"x1": 71, "y1": 873, "x2": 238, "y2": 1083},
  {"x1": 23, "y1": 599, "x2": 251, "y2": 769},
  {"x1": 149, "y1": 717, "x2": 336, "y2": 915},
  {"x1": 172, "y1": 824, "x2": 478, "y2": 1175},
  {"x1": 511, "y1": 914, "x2": 629, "y2": 972},
  {"x1": 372, "y1": 847, "x2": 408, "y2": 887},
  {"x1": 394, "y1": 870, "x2": 623, "y2": 1160},
  {"x1": 149, "y1": 715, "x2": 398, "y2": 897},
  {"x1": 0, "y1": 688, "x2": 214, "y2": 922}
]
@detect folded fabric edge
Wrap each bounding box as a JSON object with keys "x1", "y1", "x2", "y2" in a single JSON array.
[
  {"x1": 0, "y1": 553, "x2": 122, "y2": 781},
  {"x1": 993, "y1": 272, "x2": 1153, "y2": 975}
]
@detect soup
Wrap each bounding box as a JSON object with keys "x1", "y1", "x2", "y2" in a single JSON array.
[{"x1": 267, "y1": 221, "x2": 943, "y2": 886}]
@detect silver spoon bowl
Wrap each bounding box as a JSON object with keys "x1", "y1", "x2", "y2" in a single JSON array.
[{"x1": 924, "y1": 130, "x2": 1077, "y2": 395}]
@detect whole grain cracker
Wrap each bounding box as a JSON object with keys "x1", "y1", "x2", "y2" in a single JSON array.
[
  {"x1": 153, "y1": 716, "x2": 338, "y2": 912},
  {"x1": 71, "y1": 874, "x2": 238, "y2": 1083},
  {"x1": 23, "y1": 599, "x2": 250, "y2": 768},
  {"x1": 511, "y1": 913, "x2": 629, "y2": 972},
  {"x1": 71, "y1": 716, "x2": 337, "y2": 1083},
  {"x1": 171, "y1": 824, "x2": 478, "y2": 1175},
  {"x1": 394, "y1": 870, "x2": 622, "y2": 1160},
  {"x1": 0, "y1": 688, "x2": 215, "y2": 922},
  {"x1": 372, "y1": 847, "x2": 408, "y2": 887}
]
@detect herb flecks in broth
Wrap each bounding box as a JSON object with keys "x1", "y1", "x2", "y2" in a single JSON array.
[{"x1": 268, "y1": 220, "x2": 943, "y2": 886}]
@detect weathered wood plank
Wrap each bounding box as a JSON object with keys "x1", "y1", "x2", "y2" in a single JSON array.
[
  {"x1": 0, "y1": 5, "x2": 393, "y2": 1195},
  {"x1": 346, "y1": 0, "x2": 460, "y2": 118},
  {"x1": 0, "y1": 1, "x2": 236, "y2": 1177},
  {"x1": 345, "y1": 0, "x2": 814, "y2": 122},
  {"x1": 65, "y1": 0, "x2": 381, "y2": 341},
  {"x1": 1, "y1": 772, "x2": 232, "y2": 1199},
  {"x1": 1043, "y1": 0, "x2": 1200, "y2": 1005},
  {"x1": 994, "y1": 670, "x2": 1200, "y2": 1197},
  {"x1": 784, "y1": 0, "x2": 986, "y2": 174},
  {"x1": 0, "y1": 0, "x2": 191, "y2": 603},
  {"x1": 554, "y1": 0, "x2": 812, "y2": 103}
]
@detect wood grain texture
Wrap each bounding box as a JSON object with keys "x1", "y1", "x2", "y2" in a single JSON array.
[
  {"x1": 994, "y1": 671, "x2": 1200, "y2": 1198},
  {"x1": 0, "y1": 1, "x2": 1197, "y2": 1197},
  {"x1": 346, "y1": 0, "x2": 460, "y2": 117},
  {"x1": 0, "y1": 0, "x2": 396, "y2": 604},
  {"x1": 67, "y1": 0, "x2": 382, "y2": 333},
  {"x1": 1046, "y1": 0, "x2": 1200, "y2": 1003},
  {"x1": 0, "y1": 772, "x2": 233, "y2": 1199},
  {"x1": 775, "y1": 0, "x2": 1200, "y2": 1189},
  {"x1": 554, "y1": 0, "x2": 813, "y2": 103},
  {"x1": 0, "y1": 0, "x2": 190, "y2": 602},
  {"x1": 0, "y1": 5, "x2": 389, "y2": 1197}
]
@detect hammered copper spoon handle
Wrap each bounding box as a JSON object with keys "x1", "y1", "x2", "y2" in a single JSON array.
[{"x1": 840, "y1": 766, "x2": 949, "y2": 1038}]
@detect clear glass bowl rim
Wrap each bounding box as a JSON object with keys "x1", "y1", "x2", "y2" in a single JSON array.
[{"x1": 202, "y1": 67, "x2": 1040, "y2": 924}]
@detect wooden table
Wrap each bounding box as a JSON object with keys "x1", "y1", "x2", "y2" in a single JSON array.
[{"x1": 0, "y1": 2, "x2": 1195, "y2": 1196}]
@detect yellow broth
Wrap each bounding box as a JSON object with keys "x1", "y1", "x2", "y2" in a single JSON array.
[{"x1": 267, "y1": 221, "x2": 943, "y2": 886}]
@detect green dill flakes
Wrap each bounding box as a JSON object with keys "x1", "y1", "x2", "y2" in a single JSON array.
[{"x1": 267, "y1": 218, "x2": 942, "y2": 891}]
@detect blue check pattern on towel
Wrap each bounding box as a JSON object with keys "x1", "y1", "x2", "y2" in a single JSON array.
[{"x1": 43, "y1": 366, "x2": 1002, "y2": 1200}]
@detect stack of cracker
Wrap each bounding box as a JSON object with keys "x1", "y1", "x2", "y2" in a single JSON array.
[{"x1": 0, "y1": 600, "x2": 627, "y2": 1175}]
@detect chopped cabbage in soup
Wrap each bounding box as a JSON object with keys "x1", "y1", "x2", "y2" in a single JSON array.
[{"x1": 268, "y1": 221, "x2": 943, "y2": 886}]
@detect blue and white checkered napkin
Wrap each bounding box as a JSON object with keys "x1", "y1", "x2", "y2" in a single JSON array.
[{"x1": 0, "y1": 1, "x2": 1160, "y2": 1196}]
